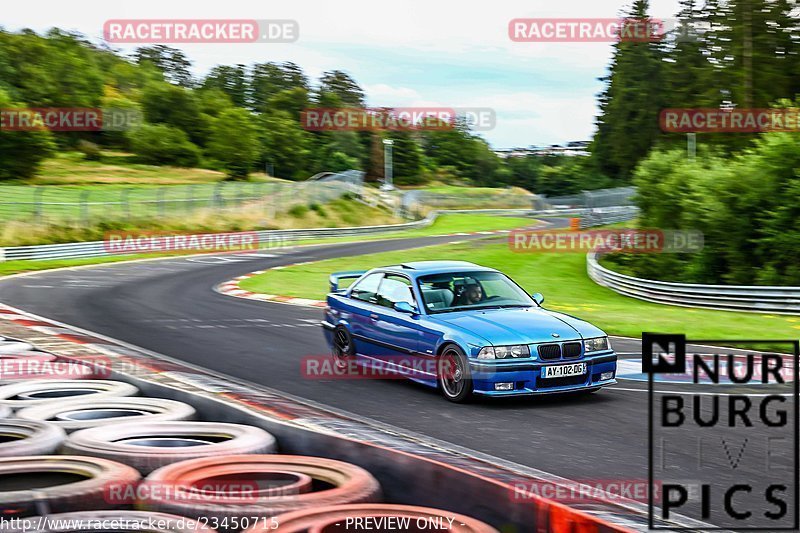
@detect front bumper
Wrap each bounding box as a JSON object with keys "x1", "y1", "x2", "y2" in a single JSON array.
[{"x1": 468, "y1": 352, "x2": 617, "y2": 396}]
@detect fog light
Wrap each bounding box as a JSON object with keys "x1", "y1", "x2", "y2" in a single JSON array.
[
  {"x1": 600, "y1": 371, "x2": 614, "y2": 381},
  {"x1": 494, "y1": 382, "x2": 514, "y2": 391}
]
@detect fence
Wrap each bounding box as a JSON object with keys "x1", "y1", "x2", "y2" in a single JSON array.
[
  {"x1": 587, "y1": 252, "x2": 800, "y2": 314},
  {"x1": 544, "y1": 186, "x2": 637, "y2": 209},
  {"x1": 0, "y1": 207, "x2": 635, "y2": 262},
  {"x1": 0, "y1": 170, "x2": 365, "y2": 227},
  {"x1": 401, "y1": 189, "x2": 536, "y2": 212}
]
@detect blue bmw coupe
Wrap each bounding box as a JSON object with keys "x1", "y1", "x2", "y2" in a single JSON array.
[{"x1": 321, "y1": 261, "x2": 617, "y2": 402}]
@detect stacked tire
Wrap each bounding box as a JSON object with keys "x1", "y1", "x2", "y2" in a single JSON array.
[{"x1": 0, "y1": 340, "x2": 501, "y2": 533}]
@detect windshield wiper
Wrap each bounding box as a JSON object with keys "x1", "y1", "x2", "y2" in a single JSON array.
[{"x1": 438, "y1": 304, "x2": 532, "y2": 312}]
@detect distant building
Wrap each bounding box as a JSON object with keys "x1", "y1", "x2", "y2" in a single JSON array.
[{"x1": 494, "y1": 141, "x2": 590, "y2": 158}]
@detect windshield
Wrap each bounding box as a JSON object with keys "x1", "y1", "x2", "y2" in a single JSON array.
[{"x1": 417, "y1": 271, "x2": 535, "y2": 314}]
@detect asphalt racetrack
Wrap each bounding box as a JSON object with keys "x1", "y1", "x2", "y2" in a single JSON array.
[{"x1": 0, "y1": 221, "x2": 795, "y2": 528}]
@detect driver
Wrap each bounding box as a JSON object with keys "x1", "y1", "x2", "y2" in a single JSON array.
[{"x1": 463, "y1": 283, "x2": 483, "y2": 305}]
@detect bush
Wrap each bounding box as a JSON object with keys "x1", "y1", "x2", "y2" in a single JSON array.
[
  {"x1": 0, "y1": 89, "x2": 54, "y2": 180},
  {"x1": 310, "y1": 202, "x2": 327, "y2": 217},
  {"x1": 288, "y1": 204, "x2": 309, "y2": 217},
  {"x1": 127, "y1": 123, "x2": 201, "y2": 167},
  {"x1": 76, "y1": 140, "x2": 102, "y2": 161}
]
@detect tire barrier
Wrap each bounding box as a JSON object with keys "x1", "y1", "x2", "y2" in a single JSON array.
[
  {"x1": 0, "y1": 361, "x2": 95, "y2": 384},
  {"x1": 0, "y1": 380, "x2": 139, "y2": 410},
  {"x1": 0, "y1": 341, "x2": 35, "y2": 354},
  {"x1": 139, "y1": 455, "x2": 381, "y2": 524},
  {"x1": 0, "y1": 420, "x2": 65, "y2": 457},
  {"x1": 0, "y1": 352, "x2": 57, "y2": 363},
  {"x1": 17, "y1": 397, "x2": 196, "y2": 432},
  {"x1": 0, "y1": 405, "x2": 10, "y2": 418},
  {"x1": 256, "y1": 504, "x2": 500, "y2": 532},
  {"x1": 0, "y1": 455, "x2": 140, "y2": 515},
  {"x1": 63, "y1": 421, "x2": 278, "y2": 474},
  {"x1": 0, "y1": 308, "x2": 638, "y2": 531},
  {"x1": 0, "y1": 511, "x2": 216, "y2": 533}
]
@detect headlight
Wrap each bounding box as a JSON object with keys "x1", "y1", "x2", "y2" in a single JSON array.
[
  {"x1": 477, "y1": 345, "x2": 530, "y2": 359},
  {"x1": 584, "y1": 336, "x2": 610, "y2": 352}
]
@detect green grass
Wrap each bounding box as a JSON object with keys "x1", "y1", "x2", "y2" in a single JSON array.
[
  {"x1": 239, "y1": 241, "x2": 799, "y2": 340},
  {"x1": 0, "y1": 214, "x2": 536, "y2": 276},
  {"x1": 406, "y1": 184, "x2": 528, "y2": 196},
  {"x1": 28, "y1": 151, "x2": 277, "y2": 185},
  {"x1": 288, "y1": 214, "x2": 538, "y2": 247}
]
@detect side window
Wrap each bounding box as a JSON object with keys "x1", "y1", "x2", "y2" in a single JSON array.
[
  {"x1": 376, "y1": 275, "x2": 415, "y2": 309},
  {"x1": 350, "y1": 273, "x2": 383, "y2": 304}
]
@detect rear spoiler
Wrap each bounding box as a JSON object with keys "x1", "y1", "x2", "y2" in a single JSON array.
[{"x1": 329, "y1": 270, "x2": 367, "y2": 293}]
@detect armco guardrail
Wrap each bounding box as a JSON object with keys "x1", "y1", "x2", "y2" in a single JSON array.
[
  {"x1": 588, "y1": 252, "x2": 800, "y2": 314},
  {"x1": 0, "y1": 215, "x2": 435, "y2": 261},
  {"x1": 0, "y1": 207, "x2": 636, "y2": 262}
]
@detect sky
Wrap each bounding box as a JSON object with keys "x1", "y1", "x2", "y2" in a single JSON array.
[{"x1": 3, "y1": 0, "x2": 681, "y2": 148}]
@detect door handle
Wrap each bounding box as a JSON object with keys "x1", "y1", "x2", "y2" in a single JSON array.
[{"x1": 369, "y1": 313, "x2": 379, "y2": 320}]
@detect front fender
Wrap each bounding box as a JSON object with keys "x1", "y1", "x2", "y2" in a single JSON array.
[{"x1": 435, "y1": 326, "x2": 491, "y2": 359}]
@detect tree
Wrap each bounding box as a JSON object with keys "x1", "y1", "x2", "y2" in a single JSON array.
[
  {"x1": 385, "y1": 131, "x2": 423, "y2": 185},
  {"x1": 591, "y1": 0, "x2": 664, "y2": 181},
  {"x1": 134, "y1": 45, "x2": 194, "y2": 87},
  {"x1": 250, "y1": 62, "x2": 309, "y2": 112},
  {"x1": 127, "y1": 123, "x2": 200, "y2": 167},
  {"x1": 259, "y1": 110, "x2": 312, "y2": 179},
  {"x1": 206, "y1": 108, "x2": 259, "y2": 179},
  {"x1": 0, "y1": 89, "x2": 54, "y2": 180},
  {"x1": 140, "y1": 82, "x2": 209, "y2": 145},
  {"x1": 0, "y1": 29, "x2": 104, "y2": 107},
  {"x1": 202, "y1": 65, "x2": 248, "y2": 108},
  {"x1": 317, "y1": 70, "x2": 365, "y2": 107}
]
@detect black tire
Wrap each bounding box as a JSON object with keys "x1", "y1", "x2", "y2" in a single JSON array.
[
  {"x1": 437, "y1": 344, "x2": 473, "y2": 403},
  {"x1": 17, "y1": 397, "x2": 196, "y2": 433},
  {"x1": 0, "y1": 455, "x2": 140, "y2": 515},
  {"x1": 331, "y1": 326, "x2": 355, "y2": 370},
  {"x1": 63, "y1": 421, "x2": 278, "y2": 474},
  {"x1": 0, "y1": 511, "x2": 216, "y2": 532},
  {"x1": 0, "y1": 420, "x2": 66, "y2": 457},
  {"x1": 0, "y1": 380, "x2": 139, "y2": 410}
]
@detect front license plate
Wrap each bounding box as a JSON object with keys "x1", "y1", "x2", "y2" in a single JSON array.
[{"x1": 541, "y1": 362, "x2": 587, "y2": 379}]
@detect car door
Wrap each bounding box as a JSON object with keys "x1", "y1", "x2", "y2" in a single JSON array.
[
  {"x1": 346, "y1": 272, "x2": 384, "y2": 357},
  {"x1": 371, "y1": 274, "x2": 425, "y2": 376}
]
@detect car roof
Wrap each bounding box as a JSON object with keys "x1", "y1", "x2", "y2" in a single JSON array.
[{"x1": 376, "y1": 261, "x2": 498, "y2": 278}]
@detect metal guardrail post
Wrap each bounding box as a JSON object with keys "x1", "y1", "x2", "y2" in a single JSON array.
[
  {"x1": 80, "y1": 190, "x2": 90, "y2": 226},
  {"x1": 157, "y1": 187, "x2": 165, "y2": 218},
  {"x1": 33, "y1": 187, "x2": 43, "y2": 224},
  {"x1": 214, "y1": 182, "x2": 224, "y2": 210},
  {"x1": 122, "y1": 188, "x2": 131, "y2": 219},
  {"x1": 186, "y1": 185, "x2": 195, "y2": 215}
]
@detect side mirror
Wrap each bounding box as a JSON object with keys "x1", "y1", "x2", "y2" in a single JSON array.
[
  {"x1": 394, "y1": 301, "x2": 418, "y2": 314},
  {"x1": 531, "y1": 292, "x2": 545, "y2": 305}
]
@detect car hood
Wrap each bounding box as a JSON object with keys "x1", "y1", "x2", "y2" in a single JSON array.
[{"x1": 430, "y1": 307, "x2": 605, "y2": 346}]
